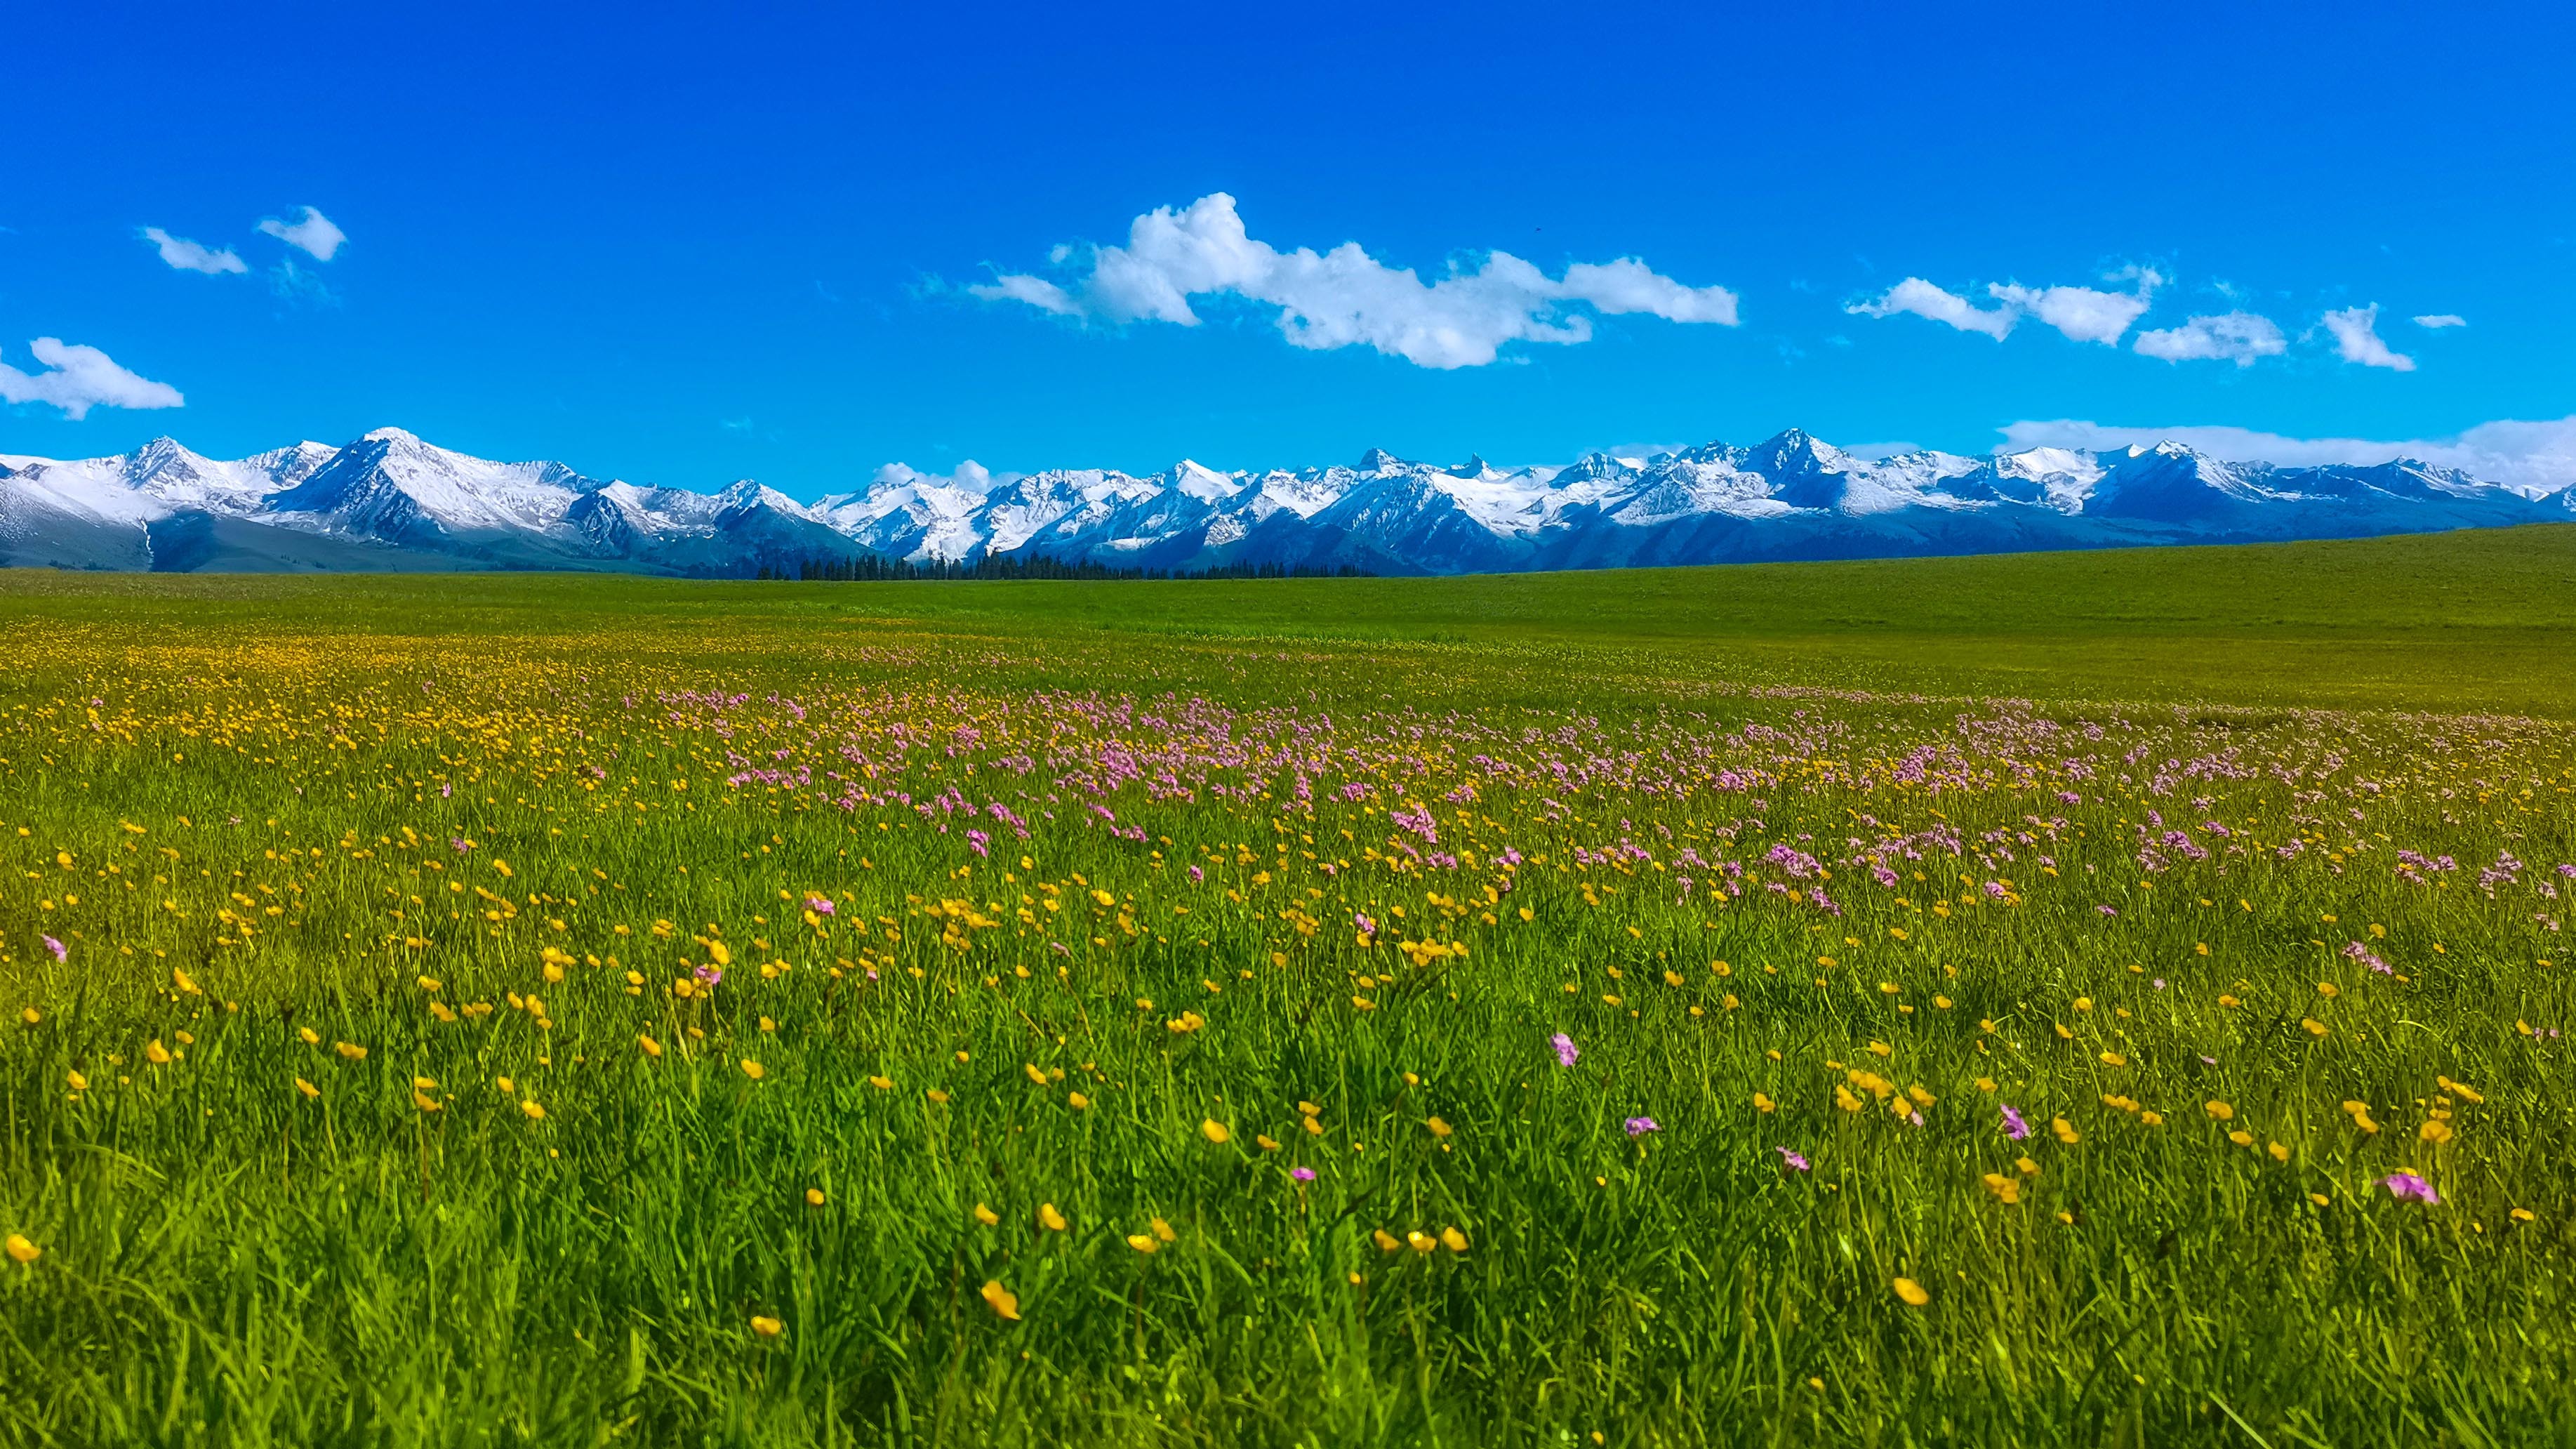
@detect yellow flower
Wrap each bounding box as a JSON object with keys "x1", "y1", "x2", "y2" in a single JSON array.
[
  {"x1": 1255, "y1": 1133, "x2": 1279, "y2": 1150},
  {"x1": 750, "y1": 1315, "x2": 782, "y2": 1337},
  {"x1": 4, "y1": 1234, "x2": 36, "y2": 1265},
  {"x1": 1753, "y1": 1092, "x2": 1775, "y2": 1113},
  {"x1": 980, "y1": 1281, "x2": 1020, "y2": 1320},
  {"x1": 520, "y1": 1099, "x2": 546, "y2": 1120},
  {"x1": 2205, "y1": 1100, "x2": 2234, "y2": 1121},
  {"x1": 707, "y1": 941, "x2": 732, "y2": 967},
  {"x1": 868, "y1": 1075, "x2": 894, "y2": 1091},
  {"x1": 1426, "y1": 1116, "x2": 1452, "y2": 1138},
  {"x1": 295, "y1": 1077, "x2": 319, "y2": 1099},
  {"x1": 65, "y1": 1070, "x2": 86, "y2": 1092},
  {"x1": 300, "y1": 1026, "x2": 321, "y2": 1045},
  {"x1": 806, "y1": 1188, "x2": 826, "y2": 1207},
  {"x1": 974, "y1": 1203, "x2": 1000, "y2": 1226},
  {"x1": 1152, "y1": 1216, "x2": 1175, "y2": 1243},
  {"x1": 1982, "y1": 1172, "x2": 2021, "y2": 1205},
  {"x1": 1892, "y1": 1277, "x2": 1930, "y2": 1306},
  {"x1": 2419, "y1": 1119, "x2": 2454, "y2": 1145},
  {"x1": 413, "y1": 1090, "x2": 441, "y2": 1113},
  {"x1": 2511, "y1": 1208, "x2": 2537, "y2": 1223},
  {"x1": 2098, "y1": 1052, "x2": 2126, "y2": 1067},
  {"x1": 144, "y1": 1039, "x2": 173, "y2": 1065},
  {"x1": 741, "y1": 1059, "x2": 765, "y2": 1080},
  {"x1": 2051, "y1": 1117, "x2": 2079, "y2": 1145},
  {"x1": 1127, "y1": 1233, "x2": 1158, "y2": 1254},
  {"x1": 1201, "y1": 1118, "x2": 1230, "y2": 1145},
  {"x1": 1407, "y1": 1230, "x2": 1437, "y2": 1253},
  {"x1": 334, "y1": 1041, "x2": 366, "y2": 1061},
  {"x1": 1038, "y1": 1202, "x2": 1068, "y2": 1231},
  {"x1": 2309, "y1": 1192, "x2": 2332, "y2": 1208},
  {"x1": 1440, "y1": 1226, "x2": 1470, "y2": 1253},
  {"x1": 497, "y1": 1076, "x2": 515, "y2": 1094},
  {"x1": 639, "y1": 1035, "x2": 662, "y2": 1058},
  {"x1": 1067, "y1": 1091, "x2": 1090, "y2": 1110},
  {"x1": 927, "y1": 1088, "x2": 950, "y2": 1104},
  {"x1": 1372, "y1": 1229, "x2": 1404, "y2": 1254},
  {"x1": 1025, "y1": 1063, "x2": 1049, "y2": 1086}
]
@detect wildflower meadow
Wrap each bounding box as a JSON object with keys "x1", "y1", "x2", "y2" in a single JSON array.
[{"x1": 2, "y1": 529, "x2": 2572, "y2": 1446}]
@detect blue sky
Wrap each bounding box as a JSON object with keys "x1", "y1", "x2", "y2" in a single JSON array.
[{"x1": 8, "y1": 0, "x2": 2575, "y2": 495}]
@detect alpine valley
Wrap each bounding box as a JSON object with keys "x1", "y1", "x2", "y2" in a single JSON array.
[{"x1": 3, "y1": 425, "x2": 2568, "y2": 576}]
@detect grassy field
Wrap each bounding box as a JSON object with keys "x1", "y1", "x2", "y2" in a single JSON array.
[{"x1": 1, "y1": 527, "x2": 2572, "y2": 1446}]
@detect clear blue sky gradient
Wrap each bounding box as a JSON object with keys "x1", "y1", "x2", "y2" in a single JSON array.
[{"x1": 7, "y1": 1, "x2": 2571, "y2": 496}]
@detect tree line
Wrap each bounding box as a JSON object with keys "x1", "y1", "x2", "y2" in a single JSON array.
[{"x1": 754, "y1": 555, "x2": 1372, "y2": 582}]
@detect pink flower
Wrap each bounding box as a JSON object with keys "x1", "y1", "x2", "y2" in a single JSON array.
[
  {"x1": 43, "y1": 934, "x2": 67, "y2": 962},
  {"x1": 2382, "y1": 1172, "x2": 2441, "y2": 1205},
  {"x1": 1775, "y1": 1146, "x2": 1811, "y2": 1172},
  {"x1": 806, "y1": 895, "x2": 835, "y2": 915},
  {"x1": 1624, "y1": 1116, "x2": 1660, "y2": 1137},
  {"x1": 2000, "y1": 1105, "x2": 2031, "y2": 1140},
  {"x1": 1551, "y1": 1033, "x2": 1579, "y2": 1067},
  {"x1": 1292, "y1": 1167, "x2": 1316, "y2": 1182}
]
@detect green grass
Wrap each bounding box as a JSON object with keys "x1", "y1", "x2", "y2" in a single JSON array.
[{"x1": 1, "y1": 529, "x2": 2571, "y2": 1445}]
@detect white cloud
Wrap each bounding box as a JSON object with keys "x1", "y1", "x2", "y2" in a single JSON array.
[
  {"x1": 2321, "y1": 305, "x2": 2415, "y2": 371},
  {"x1": 2412, "y1": 313, "x2": 2467, "y2": 329},
  {"x1": 2132, "y1": 311, "x2": 2288, "y2": 366},
  {"x1": 1998, "y1": 416, "x2": 2576, "y2": 496},
  {"x1": 874, "y1": 460, "x2": 1006, "y2": 495},
  {"x1": 968, "y1": 192, "x2": 1740, "y2": 369},
  {"x1": 1850, "y1": 267, "x2": 2161, "y2": 345},
  {"x1": 0, "y1": 338, "x2": 185, "y2": 421},
  {"x1": 971, "y1": 272, "x2": 1081, "y2": 316},
  {"x1": 267, "y1": 258, "x2": 341, "y2": 308},
  {"x1": 1845, "y1": 277, "x2": 2015, "y2": 339},
  {"x1": 140, "y1": 226, "x2": 247, "y2": 274},
  {"x1": 1991, "y1": 267, "x2": 2162, "y2": 345},
  {"x1": 258, "y1": 206, "x2": 346, "y2": 261}
]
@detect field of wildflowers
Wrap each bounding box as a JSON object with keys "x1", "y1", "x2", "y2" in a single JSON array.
[{"x1": 2, "y1": 538, "x2": 2572, "y2": 1446}]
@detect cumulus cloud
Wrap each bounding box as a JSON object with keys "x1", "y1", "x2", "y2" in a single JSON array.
[
  {"x1": 1991, "y1": 268, "x2": 2162, "y2": 345},
  {"x1": 873, "y1": 460, "x2": 1007, "y2": 495},
  {"x1": 0, "y1": 338, "x2": 185, "y2": 421},
  {"x1": 2321, "y1": 305, "x2": 2415, "y2": 371},
  {"x1": 2412, "y1": 313, "x2": 2467, "y2": 329},
  {"x1": 1850, "y1": 267, "x2": 2161, "y2": 345},
  {"x1": 1845, "y1": 277, "x2": 2015, "y2": 339},
  {"x1": 1998, "y1": 416, "x2": 2576, "y2": 496},
  {"x1": 258, "y1": 206, "x2": 346, "y2": 261},
  {"x1": 139, "y1": 226, "x2": 247, "y2": 274},
  {"x1": 967, "y1": 192, "x2": 1741, "y2": 369},
  {"x1": 2132, "y1": 311, "x2": 2289, "y2": 366}
]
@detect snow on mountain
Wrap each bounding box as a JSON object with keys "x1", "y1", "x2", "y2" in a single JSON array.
[{"x1": 2, "y1": 425, "x2": 2566, "y2": 575}]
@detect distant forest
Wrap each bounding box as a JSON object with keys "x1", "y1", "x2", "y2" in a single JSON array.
[{"x1": 760, "y1": 555, "x2": 1374, "y2": 582}]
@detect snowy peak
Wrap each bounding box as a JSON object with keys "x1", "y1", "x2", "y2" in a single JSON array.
[{"x1": 2, "y1": 426, "x2": 2564, "y2": 577}]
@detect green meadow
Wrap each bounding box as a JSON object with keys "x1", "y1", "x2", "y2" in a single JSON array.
[{"x1": 1, "y1": 525, "x2": 2572, "y2": 1446}]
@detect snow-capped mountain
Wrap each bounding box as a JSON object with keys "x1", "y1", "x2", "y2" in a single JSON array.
[{"x1": 3, "y1": 426, "x2": 2566, "y2": 576}]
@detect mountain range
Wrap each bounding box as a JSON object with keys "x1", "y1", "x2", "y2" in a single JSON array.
[{"x1": 4, "y1": 426, "x2": 2569, "y2": 577}]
